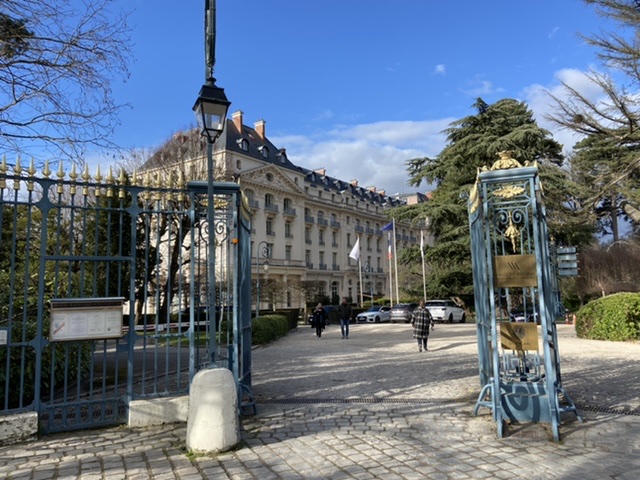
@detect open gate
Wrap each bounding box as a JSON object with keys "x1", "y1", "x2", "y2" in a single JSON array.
[
  {"x1": 468, "y1": 153, "x2": 581, "y2": 441},
  {"x1": 0, "y1": 162, "x2": 252, "y2": 434}
]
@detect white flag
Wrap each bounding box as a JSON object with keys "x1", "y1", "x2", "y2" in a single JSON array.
[{"x1": 349, "y1": 236, "x2": 360, "y2": 261}]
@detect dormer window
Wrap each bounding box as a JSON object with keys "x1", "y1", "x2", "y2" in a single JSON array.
[
  {"x1": 236, "y1": 138, "x2": 249, "y2": 151},
  {"x1": 276, "y1": 149, "x2": 287, "y2": 163},
  {"x1": 258, "y1": 145, "x2": 269, "y2": 158}
]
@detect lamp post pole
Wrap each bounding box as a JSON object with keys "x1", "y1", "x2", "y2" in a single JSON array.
[
  {"x1": 255, "y1": 241, "x2": 270, "y2": 318},
  {"x1": 363, "y1": 261, "x2": 373, "y2": 307},
  {"x1": 193, "y1": 0, "x2": 230, "y2": 366}
]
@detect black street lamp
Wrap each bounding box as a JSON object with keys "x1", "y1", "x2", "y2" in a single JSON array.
[{"x1": 193, "y1": 0, "x2": 230, "y2": 366}]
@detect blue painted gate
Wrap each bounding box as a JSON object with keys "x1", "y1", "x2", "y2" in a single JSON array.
[{"x1": 0, "y1": 160, "x2": 253, "y2": 434}]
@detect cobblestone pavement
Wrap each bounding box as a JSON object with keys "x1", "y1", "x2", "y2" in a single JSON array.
[{"x1": 1, "y1": 323, "x2": 638, "y2": 479}]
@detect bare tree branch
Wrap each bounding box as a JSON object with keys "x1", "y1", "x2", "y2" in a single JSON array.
[{"x1": 0, "y1": 0, "x2": 133, "y2": 161}]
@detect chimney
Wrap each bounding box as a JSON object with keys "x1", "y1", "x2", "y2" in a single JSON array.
[
  {"x1": 232, "y1": 110, "x2": 243, "y2": 132},
  {"x1": 314, "y1": 168, "x2": 326, "y2": 176},
  {"x1": 350, "y1": 179, "x2": 359, "y2": 187},
  {"x1": 254, "y1": 119, "x2": 266, "y2": 140}
]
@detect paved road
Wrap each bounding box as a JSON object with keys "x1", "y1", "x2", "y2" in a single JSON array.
[{"x1": 1, "y1": 322, "x2": 639, "y2": 479}]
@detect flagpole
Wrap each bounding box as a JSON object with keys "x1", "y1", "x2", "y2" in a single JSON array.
[
  {"x1": 358, "y1": 257, "x2": 364, "y2": 307},
  {"x1": 387, "y1": 231, "x2": 393, "y2": 306},
  {"x1": 392, "y1": 220, "x2": 400, "y2": 302},
  {"x1": 349, "y1": 235, "x2": 362, "y2": 306},
  {"x1": 420, "y1": 229, "x2": 427, "y2": 301}
]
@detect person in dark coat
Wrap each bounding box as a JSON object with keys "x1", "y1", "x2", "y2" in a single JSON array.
[
  {"x1": 411, "y1": 299, "x2": 434, "y2": 352},
  {"x1": 337, "y1": 297, "x2": 353, "y2": 339},
  {"x1": 311, "y1": 303, "x2": 328, "y2": 339}
]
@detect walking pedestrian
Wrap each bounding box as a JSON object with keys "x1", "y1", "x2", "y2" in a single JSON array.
[
  {"x1": 337, "y1": 297, "x2": 353, "y2": 339},
  {"x1": 411, "y1": 299, "x2": 434, "y2": 352},
  {"x1": 311, "y1": 303, "x2": 328, "y2": 339}
]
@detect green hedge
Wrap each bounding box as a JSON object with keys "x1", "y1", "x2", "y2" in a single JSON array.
[
  {"x1": 576, "y1": 292, "x2": 640, "y2": 341},
  {"x1": 252, "y1": 314, "x2": 290, "y2": 345}
]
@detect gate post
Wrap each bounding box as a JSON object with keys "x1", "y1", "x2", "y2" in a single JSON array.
[{"x1": 468, "y1": 153, "x2": 581, "y2": 441}]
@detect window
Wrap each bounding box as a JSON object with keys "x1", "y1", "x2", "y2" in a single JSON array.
[
  {"x1": 285, "y1": 221, "x2": 292, "y2": 238},
  {"x1": 331, "y1": 281, "x2": 339, "y2": 300},
  {"x1": 318, "y1": 230, "x2": 325, "y2": 245},
  {"x1": 258, "y1": 145, "x2": 269, "y2": 158},
  {"x1": 265, "y1": 193, "x2": 274, "y2": 208},
  {"x1": 266, "y1": 217, "x2": 274, "y2": 236},
  {"x1": 285, "y1": 245, "x2": 292, "y2": 260},
  {"x1": 236, "y1": 159, "x2": 241, "y2": 170},
  {"x1": 237, "y1": 138, "x2": 249, "y2": 151}
]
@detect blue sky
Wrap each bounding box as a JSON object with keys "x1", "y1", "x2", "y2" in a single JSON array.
[{"x1": 109, "y1": 0, "x2": 609, "y2": 196}]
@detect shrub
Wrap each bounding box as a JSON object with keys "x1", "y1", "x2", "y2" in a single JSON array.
[
  {"x1": 251, "y1": 314, "x2": 290, "y2": 345},
  {"x1": 575, "y1": 292, "x2": 640, "y2": 341}
]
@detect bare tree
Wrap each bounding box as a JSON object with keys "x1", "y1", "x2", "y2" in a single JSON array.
[
  {"x1": 575, "y1": 240, "x2": 640, "y2": 298},
  {"x1": 546, "y1": 1, "x2": 640, "y2": 233},
  {"x1": 0, "y1": 0, "x2": 132, "y2": 160}
]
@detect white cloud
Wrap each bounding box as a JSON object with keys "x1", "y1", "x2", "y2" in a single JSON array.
[
  {"x1": 461, "y1": 79, "x2": 503, "y2": 97},
  {"x1": 523, "y1": 67, "x2": 608, "y2": 154},
  {"x1": 434, "y1": 64, "x2": 446, "y2": 75},
  {"x1": 271, "y1": 119, "x2": 451, "y2": 196},
  {"x1": 548, "y1": 26, "x2": 560, "y2": 39}
]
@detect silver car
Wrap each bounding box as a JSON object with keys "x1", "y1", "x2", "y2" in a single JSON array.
[
  {"x1": 356, "y1": 306, "x2": 391, "y2": 323},
  {"x1": 425, "y1": 300, "x2": 466, "y2": 323}
]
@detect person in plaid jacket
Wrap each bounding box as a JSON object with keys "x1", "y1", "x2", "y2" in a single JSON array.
[{"x1": 411, "y1": 299, "x2": 434, "y2": 352}]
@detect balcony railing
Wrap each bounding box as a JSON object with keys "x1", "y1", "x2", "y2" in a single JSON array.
[
  {"x1": 355, "y1": 225, "x2": 364, "y2": 233},
  {"x1": 305, "y1": 215, "x2": 315, "y2": 224},
  {"x1": 318, "y1": 263, "x2": 327, "y2": 270},
  {"x1": 306, "y1": 262, "x2": 314, "y2": 269},
  {"x1": 264, "y1": 204, "x2": 279, "y2": 213},
  {"x1": 332, "y1": 264, "x2": 340, "y2": 271},
  {"x1": 283, "y1": 207, "x2": 297, "y2": 216},
  {"x1": 248, "y1": 199, "x2": 259, "y2": 209},
  {"x1": 317, "y1": 218, "x2": 328, "y2": 226},
  {"x1": 330, "y1": 220, "x2": 341, "y2": 228}
]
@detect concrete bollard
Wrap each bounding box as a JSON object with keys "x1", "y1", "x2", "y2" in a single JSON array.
[{"x1": 186, "y1": 368, "x2": 240, "y2": 454}]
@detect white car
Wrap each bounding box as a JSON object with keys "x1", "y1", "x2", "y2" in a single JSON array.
[
  {"x1": 356, "y1": 306, "x2": 392, "y2": 323},
  {"x1": 425, "y1": 300, "x2": 466, "y2": 323}
]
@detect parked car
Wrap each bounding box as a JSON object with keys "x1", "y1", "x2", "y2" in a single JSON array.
[
  {"x1": 390, "y1": 303, "x2": 418, "y2": 323},
  {"x1": 425, "y1": 300, "x2": 466, "y2": 323},
  {"x1": 509, "y1": 304, "x2": 540, "y2": 324},
  {"x1": 307, "y1": 305, "x2": 338, "y2": 325},
  {"x1": 356, "y1": 306, "x2": 391, "y2": 323}
]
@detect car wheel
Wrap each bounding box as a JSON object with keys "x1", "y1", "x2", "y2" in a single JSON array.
[
  {"x1": 448, "y1": 314, "x2": 453, "y2": 323},
  {"x1": 460, "y1": 313, "x2": 466, "y2": 323},
  {"x1": 375, "y1": 316, "x2": 380, "y2": 323}
]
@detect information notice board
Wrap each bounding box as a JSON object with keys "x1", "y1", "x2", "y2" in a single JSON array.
[{"x1": 49, "y1": 297, "x2": 124, "y2": 342}]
